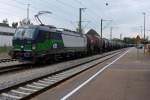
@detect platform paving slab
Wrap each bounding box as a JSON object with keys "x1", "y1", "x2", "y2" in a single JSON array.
[{"x1": 31, "y1": 48, "x2": 150, "y2": 100}]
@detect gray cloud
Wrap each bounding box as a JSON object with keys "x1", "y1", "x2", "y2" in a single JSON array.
[{"x1": 0, "y1": 0, "x2": 150, "y2": 39}]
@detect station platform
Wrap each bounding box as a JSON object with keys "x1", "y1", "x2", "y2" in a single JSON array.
[{"x1": 31, "y1": 48, "x2": 150, "y2": 100}]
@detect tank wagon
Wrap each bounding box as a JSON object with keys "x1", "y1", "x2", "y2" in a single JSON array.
[
  {"x1": 85, "y1": 29, "x2": 127, "y2": 52},
  {"x1": 10, "y1": 25, "x2": 127, "y2": 63},
  {"x1": 86, "y1": 29, "x2": 103, "y2": 54}
]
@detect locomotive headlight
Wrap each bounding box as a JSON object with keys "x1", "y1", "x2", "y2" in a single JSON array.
[
  {"x1": 21, "y1": 45, "x2": 24, "y2": 48},
  {"x1": 32, "y1": 44, "x2": 36, "y2": 50}
]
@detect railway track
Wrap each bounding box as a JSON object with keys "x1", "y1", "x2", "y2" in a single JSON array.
[
  {"x1": 0, "y1": 49, "x2": 125, "y2": 100},
  {"x1": 0, "y1": 50, "x2": 120, "y2": 75},
  {"x1": 0, "y1": 59, "x2": 17, "y2": 63},
  {"x1": 0, "y1": 59, "x2": 30, "y2": 74}
]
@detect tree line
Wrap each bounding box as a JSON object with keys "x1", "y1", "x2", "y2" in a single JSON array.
[
  {"x1": 123, "y1": 37, "x2": 149, "y2": 44},
  {"x1": 0, "y1": 18, "x2": 31, "y2": 28}
]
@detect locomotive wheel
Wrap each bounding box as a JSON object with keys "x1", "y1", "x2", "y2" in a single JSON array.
[{"x1": 32, "y1": 57, "x2": 38, "y2": 64}]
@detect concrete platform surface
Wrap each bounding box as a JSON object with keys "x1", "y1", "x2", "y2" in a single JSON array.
[{"x1": 31, "y1": 48, "x2": 150, "y2": 100}]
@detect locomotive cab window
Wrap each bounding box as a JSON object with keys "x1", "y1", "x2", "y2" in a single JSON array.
[
  {"x1": 14, "y1": 28, "x2": 35, "y2": 39},
  {"x1": 49, "y1": 32, "x2": 62, "y2": 40},
  {"x1": 37, "y1": 30, "x2": 49, "y2": 42}
]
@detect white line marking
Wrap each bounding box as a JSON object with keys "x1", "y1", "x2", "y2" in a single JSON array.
[{"x1": 60, "y1": 49, "x2": 130, "y2": 100}]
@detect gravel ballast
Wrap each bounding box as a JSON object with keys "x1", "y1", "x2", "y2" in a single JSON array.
[{"x1": 0, "y1": 50, "x2": 122, "y2": 91}]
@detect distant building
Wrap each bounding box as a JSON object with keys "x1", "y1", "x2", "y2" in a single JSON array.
[
  {"x1": 0, "y1": 23, "x2": 9, "y2": 27},
  {"x1": 0, "y1": 26, "x2": 15, "y2": 36},
  {"x1": 0, "y1": 25, "x2": 16, "y2": 46}
]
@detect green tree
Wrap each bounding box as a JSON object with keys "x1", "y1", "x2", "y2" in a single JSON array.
[
  {"x1": 2, "y1": 18, "x2": 8, "y2": 24},
  {"x1": 123, "y1": 37, "x2": 136, "y2": 44},
  {"x1": 12, "y1": 22, "x2": 18, "y2": 28}
]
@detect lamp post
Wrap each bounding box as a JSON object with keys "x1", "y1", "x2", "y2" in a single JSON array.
[
  {"x1": 78, "y1": 8, "x2": 86, "y2": 33},
  {"x1": 100, "y1": 19, "x2": 112, "y2": 52},
  {"x1": 27, "y1": 4, "x2": 30, "y2": 21},
  {"x1": 110, "y1": 26, "x2": 113, "y2": 40},
  {"x1": 100, "y1": 19, "x2": 112, "y2": 39},
  {"x1": 142, "y1": 12, "x2": 146, "y2": 55}
]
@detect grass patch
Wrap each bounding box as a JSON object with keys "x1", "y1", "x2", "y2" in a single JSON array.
[{"x1": 0, "y1": 46, "x2": 12, "y2": 53}]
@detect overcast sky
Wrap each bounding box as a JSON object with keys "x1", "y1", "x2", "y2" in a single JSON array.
[{"x1": 0, "y1": 0, "x2": 150, "y2": 39}]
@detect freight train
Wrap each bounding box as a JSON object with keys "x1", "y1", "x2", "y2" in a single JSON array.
[{"x1": 9, "y1": 25, "x2": 127, "y2": 63}]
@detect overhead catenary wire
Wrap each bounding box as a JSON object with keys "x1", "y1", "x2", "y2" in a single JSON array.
[
  {"x1": 0, "y1": 1, "x2": 31, "y2": 21},
  {"x1": 14, "y1": 0, "x2": 99, "y2": 29},
  {"x1": 12, "y1": 0, "x2": 38, "y2": 13},
  {"x1": 0, "y1": 0, "x2": 37, "y2": 19},
  {"x1": 73, "y1": 0, "x2": 115, "y2": 36},
  {"x1": 0, "y1": 0, "x2": 106, "y2": 32},
  {"x1": 43, "y1": 0, "x2": 77, "y2": 18},
  {"x1": 39, "y1": 0, "x2": 80, "y2": 29},
  {"x1": 41, "y1": 0, "x2": 77, "y2": 21},
  {"x1": 55, "y1": 0, "x2": 78, "y2": 9},
  {"x1": 13, "y1": 0, "x2": 77, "y2": 27},
  {"x1": 73, "y1": 0, "x2": 101, "y2": 30},
  {"x1": 74, "y1": 0, "x2": 101, "y2": 17}
]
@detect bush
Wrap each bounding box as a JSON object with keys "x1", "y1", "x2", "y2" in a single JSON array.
[{"x1": 0, "y1": 46, "x2": 12, "y2": 53}]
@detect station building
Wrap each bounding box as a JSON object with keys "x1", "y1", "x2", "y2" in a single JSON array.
[{"x1": 0, "y1": 24, "x2": 15, "y2": 46}]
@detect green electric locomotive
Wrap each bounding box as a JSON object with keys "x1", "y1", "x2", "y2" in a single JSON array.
[{"x1": 10, "y1": 25, "x2": 87, "y2": 62}]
